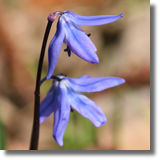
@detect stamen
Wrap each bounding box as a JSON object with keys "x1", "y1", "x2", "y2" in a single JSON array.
[
  {"x1": 87, "y1": 33, "x2": 91, "y2": 37},
  {"x1": 65, "y1": 33, "x2": 91, "y2": 63},
  {"x1": 71, "y1": 108, "x2": 74, "y2": 112},
  {"x1": 68, "y1": 50, "x2": 71, "y2": 57},
  {"x1": 60, "y1": 73, "x2": 67, "y2": 77},
  {"x1": 64, "y1": 46, "x2": 71, "y2": 57}
]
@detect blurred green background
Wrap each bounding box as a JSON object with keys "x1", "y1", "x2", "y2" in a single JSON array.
[{"x1": 0, "y1": 0, "x2": 150, "y2": 150}]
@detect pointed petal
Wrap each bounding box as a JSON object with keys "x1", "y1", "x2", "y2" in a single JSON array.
[
  {"x1": 67, "y1": 77, "x2": 125, "y2": 93},
  {"x1": 53, "y1": 83, "x2": 70, "y2": 147},
  {"x1": 64, "y1": 11, "x2": 123, "y2": 26},
  {"x1": 64, "y1": 75, "x2": 90, "y2": 85},
  {"x1": 62, "y1": 16, "x2": 99, "y2": 63},
  {"x1": 40, "y1": 85, "x2": 56, "y2": 124},
  {"x1": 67, "y1": 88, "x2": 107, "y2": 127},
  {"x1": 70, "y1": 75, "x2": 90, "y2": 81},
  {"x1": 46, "y1": 17, "x2": 65, "y2": 80}
]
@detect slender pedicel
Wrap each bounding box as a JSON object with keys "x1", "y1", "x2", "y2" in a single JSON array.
[{"x1": 40, "y1": 76, "x2": 62, "y2": 86}]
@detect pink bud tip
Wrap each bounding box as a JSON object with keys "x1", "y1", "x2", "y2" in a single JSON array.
[{"x1": 47, "y1": 11, "x2": 63, "y2": 22}]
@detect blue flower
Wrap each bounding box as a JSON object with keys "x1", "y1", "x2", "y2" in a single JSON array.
[
  {"x1": 40, "y1": 75, "x2": 125, "y2": 146},
  {"x1": 46, "y1": 11, "x2": 124, "y2": 80}
]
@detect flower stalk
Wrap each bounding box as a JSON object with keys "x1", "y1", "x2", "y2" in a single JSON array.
[{"x1": 29, "y1": 20, "x2": 53, "y2": 150}]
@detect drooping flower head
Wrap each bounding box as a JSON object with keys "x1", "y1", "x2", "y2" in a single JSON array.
[
  {"x1": 40, "y1": 75, "x2": 125, "y2": 146},
  {"x1": 46, "y1": 11, "x2": 124, "y2": 80}
]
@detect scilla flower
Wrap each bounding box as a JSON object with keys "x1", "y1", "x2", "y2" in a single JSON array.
[
  {"x1": 40, "y1": 75, "x2": 125, "y2": 146},
  {"x1": 46, "y1": 11, "x2": 124, "y2": 80}
]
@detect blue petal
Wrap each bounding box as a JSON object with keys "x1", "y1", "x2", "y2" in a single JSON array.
[
  {"x1": 62, "y1": 75, "x2": 90, "y2": 86},
  {"x1": 62, "y1": 16, "x2": 99, "y2": 63},
  {"x1": 67, "y1": 77, "x2": 125, "y2": 93},
  {"x1": 68, "y1": 75, "x2": 90, "y2": 82},
  {"x1": 64, "y1": 11, "x2": 123, "y2": 26},
  {"x1": 46, "y1": 17, "x2": 65, "y2": 80},
  {"x1": 40, "y1": 85, "x2": 56, "y2": 124},
  {"x1": 53, "y1": 83, "x2": 70, "y2": 147},
  {"x1": 66, "y1": 87, "x2": 107, "y2": 127},
  {"x1": 76, "y1": 75, "x2": 90, "y2": 79}
]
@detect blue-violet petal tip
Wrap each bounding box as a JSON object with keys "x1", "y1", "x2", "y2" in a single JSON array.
[
  {"x1": 46, "y1": 75, "x2": 51, "y2": 80},
  {"x1": 120, "y1": 13, "x2": 124, "y2": 17}
]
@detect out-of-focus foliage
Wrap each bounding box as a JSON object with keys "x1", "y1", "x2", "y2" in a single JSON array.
[
  {"x1": 63, "y1": 111, "x2": 96, "y2": 150},
  {"x1": 0, "y1": 112, "x2": 6, "y2": 150}
]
